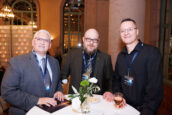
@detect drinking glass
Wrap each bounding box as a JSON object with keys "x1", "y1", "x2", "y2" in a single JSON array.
[{"x1": 114, "y1": 92, "x2": 123, "y2": 106}]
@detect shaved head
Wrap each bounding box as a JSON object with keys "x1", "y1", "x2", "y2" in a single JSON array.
[
  {"x1": 84, "y1": 28, "x2": 99, "y2": 39},
  {"x1": 83, "y1": 28, "x2": 100, "y2": 55}
]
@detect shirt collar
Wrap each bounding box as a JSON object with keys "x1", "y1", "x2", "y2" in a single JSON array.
[
  {"x1": 37, "y1": 54, "x2": 46, "y2": 62},
  {"x1": 122, "y1": 39, "x2": 143, "y2": 54},
  {"x1": 32, "y1": 50, "x2": 46, "y2": 62}
]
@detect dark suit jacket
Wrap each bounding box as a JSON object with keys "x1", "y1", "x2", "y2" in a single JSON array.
[
  {"x1": 1, "y1": 52, "x2": 62, "y2": 115},
  {"x1": 61, "y1": 48, "x2": 113, "y2": 94}
]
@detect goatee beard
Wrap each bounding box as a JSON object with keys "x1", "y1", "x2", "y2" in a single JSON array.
[{"x1": 84, "y1": 48, "x2": 97, "y2": 55}]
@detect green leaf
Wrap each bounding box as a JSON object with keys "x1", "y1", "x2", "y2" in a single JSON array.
[
  {"x1": 80, "y1": 96, "x2": 86, "y2": 104},
  {"x1": 80, "y1": 80, "x2": 89, "y2": 87},
  {"x1": 68, "y1": 94, "x2": 79, "y2": 101},
  {"x1": 69, "y1": 79, "x2": 100, "y2": 105}
]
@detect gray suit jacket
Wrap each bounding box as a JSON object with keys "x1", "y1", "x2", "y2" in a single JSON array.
[
  {"x1": 61, "y1": 48, "x2": 113, "y2": 94},
  {"x1": 1, "y1": 52, "x2": 62, "y2": 115}
]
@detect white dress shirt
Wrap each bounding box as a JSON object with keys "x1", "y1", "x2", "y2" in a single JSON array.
[{"x1": 36, "y1": 53, "x2": 52, "y2": 81}]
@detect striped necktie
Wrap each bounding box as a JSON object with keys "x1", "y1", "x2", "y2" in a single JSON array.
[{"x1": 41, "y1": 58, "x2": 51, "y2": 91}]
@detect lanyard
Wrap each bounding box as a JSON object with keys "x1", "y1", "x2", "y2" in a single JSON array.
[
  {"x1": 82, "y1": 51, "x2": 96, "y2": 72},
  {"x1": 127, "y1": 51, "x2": 138, "y2": 75},
  {"x1": 32, "y1": 51, "x2": 47, "y2": 78},
  {"x1": 127, "y1": 42, "x2": 144, "y2": 73}
]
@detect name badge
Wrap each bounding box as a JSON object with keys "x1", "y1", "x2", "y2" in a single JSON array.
[
  {"x1": 124, "y1": 75, "x2": 134, "y2": 86},
  {"x1": 45, "y1": 83, "x2": 50, "y2": 91},
  {"x1": 82, "y1": 73, "x2": 89, "y2": 80}
]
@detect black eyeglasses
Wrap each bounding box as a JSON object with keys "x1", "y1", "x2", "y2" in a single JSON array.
[{"x1": 85, "y1": 38, "x2": 99, "y2": 43}]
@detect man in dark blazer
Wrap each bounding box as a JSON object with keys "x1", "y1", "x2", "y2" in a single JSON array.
[
  {"x1": 103, "y1": 18, "x2": 163, "y2": 115},
  {"x1": 61, "y1": 28, "x2": 113, "y2": 94},
  {"x1": 1, "y1": 30, "x2": 65, "y2": 115}
]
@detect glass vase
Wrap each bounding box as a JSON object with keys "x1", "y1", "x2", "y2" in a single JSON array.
[
  {"x1": 72, "y1": 99, "x2": 90, "y2": 114},
  {"x1": 81, "y1": 99, "x2": 90, "y2": 114}
]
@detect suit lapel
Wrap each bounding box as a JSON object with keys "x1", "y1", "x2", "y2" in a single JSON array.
[
  {"x1": 94, "y1": 51, "x2": 102, "y2": 78},
  {"x1": 29, "y1": 52, "x2": 43, "y2": 78},
  {"x1": 48, "y1": 56, "x2": 58, "y2": 96},
  {"x1": 28, "y1": 52, "x2": 47, "y2": 94}
]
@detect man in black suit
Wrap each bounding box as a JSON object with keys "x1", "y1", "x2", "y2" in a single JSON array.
[
  {"x1": 61, "y1": 28, "x2": 113, "y2": 94},
  {"x1": 1, "y1": 30, "x2": 65, "y2": 115}
]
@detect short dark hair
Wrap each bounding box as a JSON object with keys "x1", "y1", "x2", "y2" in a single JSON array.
[{"x1": 121, "y1": 18, "x2": 136, "y2": 25}]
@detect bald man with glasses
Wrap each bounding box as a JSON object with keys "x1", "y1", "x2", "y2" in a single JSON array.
[{"x1": 61, "y1": 28, "x2": 113, "y2": 95}]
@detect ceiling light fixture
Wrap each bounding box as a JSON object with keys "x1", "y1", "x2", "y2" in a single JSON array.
[{"x1": 0, "y1": 0, "x2": 14, "y2": 19}]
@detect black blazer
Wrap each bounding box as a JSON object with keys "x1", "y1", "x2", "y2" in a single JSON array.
[{"x1": 61, "y1": 48, "x2": 113, "y2": 94}]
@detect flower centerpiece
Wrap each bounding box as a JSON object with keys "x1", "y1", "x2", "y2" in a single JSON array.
[{"x1": 68, "y1": 77, "x2": 100, "y2": 113}]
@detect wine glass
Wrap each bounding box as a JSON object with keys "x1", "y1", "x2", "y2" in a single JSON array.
[
  {"x1": 114, "y1": 92, "x2": 123, "y2": 106},
  {"x1": 114, "y1": 92, "x2": 123, "y2": 115}
]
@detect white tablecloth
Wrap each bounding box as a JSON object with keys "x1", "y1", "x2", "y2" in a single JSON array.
[{"x1": 27, "y1": 95, "x2": 140, "y2": 115}]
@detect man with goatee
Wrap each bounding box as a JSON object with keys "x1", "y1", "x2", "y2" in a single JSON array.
[{"x1": 61, "y1": 28, "x2": 113, "y2": 94}]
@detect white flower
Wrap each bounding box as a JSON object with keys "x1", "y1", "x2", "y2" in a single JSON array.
[
  {"x1": 95, "y1": 86, "x2": 100, "y2": 91},
  {"x1": 62, "y1": 79, "x2": 68, "y2": 84},
  {"x1": 72, "y1": 85, "x2": 78, "y2": 94},
  {"x1": 72, "y1": 97, "x2": 81, "y2": 110},
  {"x1": 88, "y1": 77, "x2": 98, "y2": 83}
]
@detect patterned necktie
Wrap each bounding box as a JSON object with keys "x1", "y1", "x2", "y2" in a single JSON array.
[
  {"x1": 86, "y1": 62, "x2": 92, "y2": 77},
  {"x1": 41, "y1": 58, "x2": 51, "y2": 91},
  {"x1": 82, "y1": 59, "x2": 92, "y2": 80}
]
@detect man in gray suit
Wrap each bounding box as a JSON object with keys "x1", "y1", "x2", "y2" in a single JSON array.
[
  {"x1": 1, "y1": 30, "x2": 65, "y2": 115},
  {"x1": 61, "y1": 28, "x2": 113, "y2": 94}
]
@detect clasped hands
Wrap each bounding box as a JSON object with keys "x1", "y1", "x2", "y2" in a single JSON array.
[
  {"x1": 103, "y1": 92, "x2": 126, "y2": 108},
  {"x1": 37, "y1": 91, "x2": 65, "y2": 107}
]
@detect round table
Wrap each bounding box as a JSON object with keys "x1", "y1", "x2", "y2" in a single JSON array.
[{"x1": 26, "y1": 95, "x2": 140, "y2": 115}]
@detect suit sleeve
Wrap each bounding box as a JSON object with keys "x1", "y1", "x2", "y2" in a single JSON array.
[
  {"x1": 113, "y1": 55, "x2": 122, "y2": 93},
  {"x1": 1, "y1": 58, "x2": 39, "y2": 111},
  {"x1": 103, "y1": 55, "x2": 113, "y2": 92},
  {"x1": 141, "y1": 48, "x2": 163, "y2": 115},
  {"x1": 61, "y1": 51, "x2": 71, "y2": 80},
  {"x1": 55, "y1": 59, "x2": 63, "y2": 92}
]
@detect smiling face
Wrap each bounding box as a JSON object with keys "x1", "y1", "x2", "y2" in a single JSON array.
[
  {"x1": 120, "y1": 21, "x2": 139, "y2": 46},
  {"x1": 32, "y1": 31, "x2": 51, "y2": 56},
  {"x1": 83, "y1": 29, "x2": 99, "y2": 55}
]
